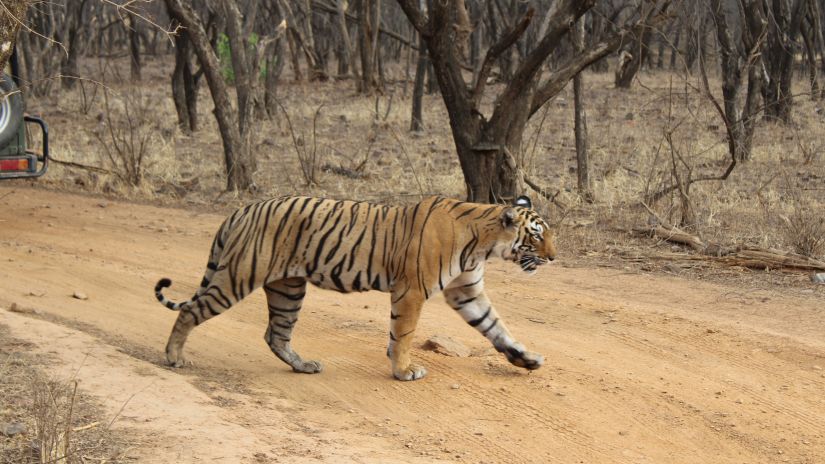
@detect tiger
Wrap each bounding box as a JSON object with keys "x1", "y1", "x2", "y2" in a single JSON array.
[{"x1": 154, "y1": 194, "x2": 557, "y2": 381}]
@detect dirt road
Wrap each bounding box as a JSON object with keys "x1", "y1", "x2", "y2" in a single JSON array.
[{"x1": 1, "y1": 186, "x2": 824, "y2": 463}]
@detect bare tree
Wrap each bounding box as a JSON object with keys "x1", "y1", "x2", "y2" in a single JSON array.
[
  {"x1": 614, "y1": 8, "x2": 653, "y2": 88},
  {"x1": 395, "y1": 0, "x2": 670, "y2": 203},
  {"x1": 61, "y1": 0, "x2": 90, "y2": 88},
  {"x1": 171, "y1": 25, "x2": 201, "y2": 133},
  {"x1": 127, "y1": 12, "x2": 142, "y2": 80},
  {"x1": 572, "y1": 15, "x2": 592, "y2": 201},
  {"x1": 358, "y1": 0, "x2": 379, "y2": 92},
  {"x1": 165, "y1": 0, "x2": 257, "y2": 191},
  {"x1": 410, "y1": 29, "x2": 427, "y2": 131},
  {"x1": 709, "y1": 0, "x2": 768, "y2": 162},
  {"x1": 762, "y1": 0, "x2": 807, "y2": 123}
]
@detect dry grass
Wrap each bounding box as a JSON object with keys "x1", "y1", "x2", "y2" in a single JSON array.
[
  {"x1": 0, "y1": 325, "x2": 129, "y2": 463},
  {"x1": 14, "y1": 54, "x2": 825, "y2": 287},
  {"x1": 782, "y1": 199, "x2": 825, "y2": 259}
]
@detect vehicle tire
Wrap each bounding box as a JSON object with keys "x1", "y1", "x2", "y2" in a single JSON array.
[{"x1": 0, "y1": 73, "x2": 24, "y2": 150}]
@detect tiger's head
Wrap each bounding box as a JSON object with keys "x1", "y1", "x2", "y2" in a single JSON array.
[{"x1": 497, "y1": 196, "x2": 557, "y2": 274}]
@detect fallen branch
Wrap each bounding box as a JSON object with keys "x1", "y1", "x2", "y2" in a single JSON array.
[
  {"x1": 718, "y1": 247, "x2": 825, "y2": 272},
  {"x1": 634, "y1": 202, "x2": 825, "y2": 271},
  {"x1": 50, "y1": 157, "x2": 114, "y2": 175}
]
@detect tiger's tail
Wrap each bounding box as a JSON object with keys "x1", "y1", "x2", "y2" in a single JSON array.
[
  {"x1": 155, "y1": 215, "x2": 231, "y2": 311},
  {"x1": 154, "y1": 260, "x2": 219, "y2": 311},
  {"x1": 154, "y1": 278, "x2": 192, "y2": 311}
]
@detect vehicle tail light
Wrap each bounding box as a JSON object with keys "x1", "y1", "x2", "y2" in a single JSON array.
[{"x1": 0, "y1": 157, "x2": 31, "y2": 172}]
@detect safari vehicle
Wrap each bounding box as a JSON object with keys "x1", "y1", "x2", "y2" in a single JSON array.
[{"x1": 0, "y1": 51, "x2": 49, "y2": 180}]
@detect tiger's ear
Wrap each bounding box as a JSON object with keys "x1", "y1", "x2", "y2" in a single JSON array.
[
  {"x1": 500, "y1": 207, "x2": 517, "y2": 229},
  {"x1": 513, "y1": 195, "x2": 532, "y2": 209}
]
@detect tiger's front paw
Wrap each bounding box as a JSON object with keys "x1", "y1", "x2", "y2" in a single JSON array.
[
  {"x1": 292, "y1": 360, "x2": 323, "y2": 374},
  {"x1": 505, "y1": 347, "x2": 544, "y2": 371},
  {"x1": 393, "y1": 363, "x2": 428, "y2": 381}
]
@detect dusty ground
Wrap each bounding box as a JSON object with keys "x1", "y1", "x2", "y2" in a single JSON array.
[{"x1": 1, "y1": 185, "x2": 825, "y2": 463}]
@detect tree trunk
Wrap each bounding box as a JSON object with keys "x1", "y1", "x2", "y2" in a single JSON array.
[
  {"x1": 763, "y1": 0, "x2": 807, "y2": 123},
  {"x1": 670, "y1": 25, "x2": 681, "y2": 70},
  {"x1": 615, "y1": 24, "x2": 651, "y2": 88},
  {"x1": 335, "y1": 0, "x2": 357, "y2": 79},
  {"x1": 358, "y1": 0, "x2": 376, "y2": 93},
  {"x1": 410, "y1": 32, "x2": 427, "y2": 131},
  {"x1": 801, "y1": 12, "x2": 819, "y2": 99},
  {"x1": 172, "y1": 30, "x2": 199, "y2": 133},
  {"x1": 165, "y1": 0, "x2": 255, "y2": 191},
  {"x1": 128, "y1": 13, "x2": 142, "y2": 81},
  {"x1": 222, "y1": 0, "x2": 258, "y2": 184},
  {"x1": 572, "y1": 17, "x2": 592, "y2": 201},
  {"x1": 397, "y1": 0, "x2": 668, "y2": 203},
  {"x1": 286, "y1": 29, "x2": 303, "y2": 81},
  {"x1": 403, "y1": 23, "x2": 414, "y2": 96},
  {"x1": 711, "y1": 0, "x2": 766, "y2": 162},
  {"x1": 61, "y1": 0, "x2": 87, "y2": 89},
  {"x1": 265, "y1": 37, "x2": 286, "y2": 118}
]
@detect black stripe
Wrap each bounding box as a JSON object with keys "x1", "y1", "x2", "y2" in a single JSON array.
[
  {"x1": 352, "y1": 271, "x2": 362, "y2": 291},
  {"x1": 330, "y1": 258, "x2": 348, "y2": 292},
  {"x1": 391, "y1": 285, "x2": 410, "y2": 304},
  {"x1": 481, "y1": 318, "x2": 499, "y2": 335},
  {"x1": 268, "y1": 198, "x2": 301, "y2": 273},
  {"x1": 324, "y1": 225, "x2": 348, "y2": 264},
  {"x1": 366, "y1": 209, "x2": 381, "y2": 283},
  {"x1": 210, "y1": 285, "x2": 233, "y2": 308},
  {"x1": 282, "y1": 280, "x2": 306, "y2": 288},
  {"x1": 477, "y1": 206, "x2": 499, "y2": 219},
  {"x1": 268, "y1": 303, "x2": 302, "y2": 313},
  {"x1": 283, "y1": 215, "x2": 311, "y2": 279},
  {"x1": 347, "y1": 221, "x2": 369, "y2": 271},
  {"x1": 456, "y1": 207, "x2": 477, "y2": 219},
  {"x1": 248, "y1": 251, "x2": 258, "y2": 296},
  {"x1": 371, "y1": 274, "x2": 382, "y2": 290},
  {"x1": 437, "y1": 255, "x2": 445, "y2": 290},
  {"x1": 461, "y1": 277, "x2": 483, "y2": 288},
  {"x1": 267, "y1": 288, "x2": 306, "y2": 301},
  {"x1": 201, "y1": 299, "x2": 219, "y2": 318},
  {"x1": 307, "y1": 205, "x2": 345, "y2": 275},
  {"x1": 459, "y1": 230, "x2": 479, "y2": 270},
  {"x1": 448, "y1": 201, "x2": 466, "y2": 212},
  {"x1": 272, "y1": 320, "x2": 296, "y2": 330},
  {"x1": 468, "y1": 308, "x2": 491, "y2": 327}
]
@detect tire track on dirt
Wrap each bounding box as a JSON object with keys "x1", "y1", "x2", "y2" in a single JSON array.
[
  {"x1": 328, "y1": 356, "x2": 550, "y2": 464},
  {"x1": 416, "y1": 355, "x2": 630, "y2": 464},
  {"x1": 605, "y1": 329, "x2": 825, "y2": 435},
  {"x1": 648, "y1": 323, "x2": 825, "y2": 387}
]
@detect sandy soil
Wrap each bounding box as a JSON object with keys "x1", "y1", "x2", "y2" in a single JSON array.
[{"x1": 1, "y1": 185, "x2": 824, "y2": 463}]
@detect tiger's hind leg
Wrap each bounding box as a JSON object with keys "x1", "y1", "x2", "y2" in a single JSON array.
[
  {"x1": 166, "y1": 267, "x2": 247, "y2": 367},
  {"x1": 263, "y1": 278, "x2": 322, "y2": 374}
]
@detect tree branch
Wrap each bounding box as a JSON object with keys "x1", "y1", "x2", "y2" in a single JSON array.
[
  {"x1": 472, "y1": 8, "x2": 534, "y2": 106},
  {"x1": 529, "y1": 2, "x2": 671, "y2": 117},
  {"x1": 490, "y1": 0, "x2": 595, "y2": 126},
  {"x1": 395, "y1": 0, "x2": 429, "y2": 35},
  {"x1": 313, "y1": 0, "x2": 420, "y2": 50}
]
